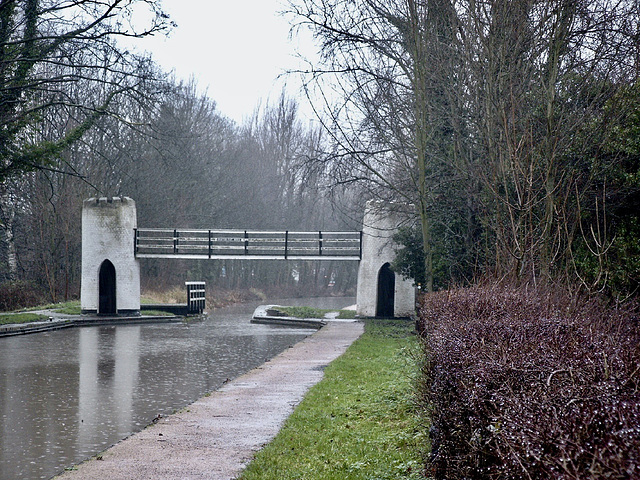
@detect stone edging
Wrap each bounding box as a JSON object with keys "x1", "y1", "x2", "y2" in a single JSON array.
[
  {"x1": 0, "y1": 315, "x2": 181, "y2": 338},
  {"x1": 251, "y1": 304, "x2": 326, "y2": 329}
]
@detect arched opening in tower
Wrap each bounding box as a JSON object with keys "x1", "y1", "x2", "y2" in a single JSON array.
[
  {"x1": 98, "y1": 259, "x2": 117, "y2": 315},
  {"x1": 376, "y1": 262, "x2": 395, "y2": 317}
]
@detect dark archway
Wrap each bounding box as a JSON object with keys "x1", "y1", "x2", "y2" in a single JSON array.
[
  {"x1": 98, "y1": 260, "x2": 116, "y2": 315},
  {"x1": 376, "y1": 263, "x2": 395, "y2": 317}
]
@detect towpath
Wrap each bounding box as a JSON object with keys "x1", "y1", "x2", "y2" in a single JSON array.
[{"x1": 55, "y1": 320, "x2": 364, "y2": 480}]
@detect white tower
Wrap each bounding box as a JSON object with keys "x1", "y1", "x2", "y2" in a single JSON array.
[
  {"x1": 356, "y1": 202, "x2": 416, "y2": 317},
  {"x1": 80, "y1": 197, "x2": 140, "y2": 315}
]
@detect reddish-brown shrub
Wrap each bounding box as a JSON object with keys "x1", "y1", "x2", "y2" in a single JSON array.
[
  {"x1": 418, "y1": 285, "x2": 640, "y2": 479},
  {"x1": 0, "y1": 281, "x2": 46, "y2": 311}
]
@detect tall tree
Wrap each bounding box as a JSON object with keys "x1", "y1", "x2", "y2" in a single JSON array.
[
  {"x1": 0, "y1": 0, "x2": 171, "y2": 183},
  {"x1": 290, "y1": 0, "x2": 640, "y2": 291},
  {"x1": 289, "y1": 0, "x2": 467, "y2": 291}
]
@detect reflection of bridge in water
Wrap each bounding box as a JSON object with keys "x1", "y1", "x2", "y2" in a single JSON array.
[{"x1": 134, "y1": 228, "x2": 362, "y2": 261}]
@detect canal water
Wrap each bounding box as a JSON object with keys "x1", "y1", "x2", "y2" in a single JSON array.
[{"x1": 0, "y1": 297, "x2": 354, "y2": 480}]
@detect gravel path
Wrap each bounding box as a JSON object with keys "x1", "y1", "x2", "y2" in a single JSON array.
[{"x1": 55, "y1": 320, "x2": 364, "y2": 480}]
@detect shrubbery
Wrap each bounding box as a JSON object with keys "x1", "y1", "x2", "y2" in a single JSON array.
[
  {"x1": 417, "y1": 285, "x2": 640, "y2": 479},
  {"x1": 0, "y1": 281, "x2": 46, "y2": 311}
]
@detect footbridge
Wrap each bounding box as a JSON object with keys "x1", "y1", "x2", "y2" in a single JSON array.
[
  {"x1": 81, "y1": 197, "x2": 415, "y2": 318},
  {"x1": 134, "y1": 228, "x2": 362, "y2": 261}
]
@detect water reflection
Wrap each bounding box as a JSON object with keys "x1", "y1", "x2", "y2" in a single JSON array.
[
  {"x1": 76, "y1": 326, "x2": 142, "y2": 451},
  {"x1": 0, "y1": 297, "x2": 353, "y2": 480},
  {"x1": 77, "y1": 328, "x2": 98, "y2": 451}
]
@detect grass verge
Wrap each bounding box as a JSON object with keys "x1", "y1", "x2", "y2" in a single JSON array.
[
  {"x1": 21, "y1": 300, "x2": 81, "y2": 315},
  {"x1": 239, "y1": 318, "x2": 426, "y2": 480},
  {"x1": 52, "y1": 301, "x2": 81, "y2": 315},
  {"x1": 272, "y1": 305, "x2": 357, "y2": 320},
  {"x1": 0, "y1": 312, "x2": 49, "y2": 325},
  {"x1": 141, "y1": 310, "x2": 176, "y2": 317}
]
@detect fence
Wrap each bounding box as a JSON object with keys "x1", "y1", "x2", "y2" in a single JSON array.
[
  {"x1": 186, "y1": 281, "x2": 206, "y2": 314},
  {"x1": 134, "y1": 229, "x2": 362, "y2": 261}
]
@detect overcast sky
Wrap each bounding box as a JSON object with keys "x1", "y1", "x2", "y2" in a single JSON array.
[{"x1": 130, "y1": 0, "x2": 315, "y2": 123}]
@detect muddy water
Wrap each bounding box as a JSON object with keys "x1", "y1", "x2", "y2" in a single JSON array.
[{"x1": 0, "y1": 297, "x2": 354, "y2": 480}]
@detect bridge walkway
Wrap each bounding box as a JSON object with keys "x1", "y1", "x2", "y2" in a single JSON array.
[{"x1": 134, "y1": 228, "x2": 362, "y2": 261}]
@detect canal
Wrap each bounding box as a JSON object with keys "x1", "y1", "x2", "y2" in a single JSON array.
[{"x1": 0, "y1": 297, "x2": 354, "y2": 480}]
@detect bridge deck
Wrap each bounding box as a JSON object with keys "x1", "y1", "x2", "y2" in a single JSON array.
[{"x1": 134, "y1": 228, "x2": 362, "y2": 261}]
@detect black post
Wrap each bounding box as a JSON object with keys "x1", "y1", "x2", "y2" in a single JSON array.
[
  {"x1": 359, "y1": 231, "x2": 363, "y2": 259},
  {"x1": 208, "y1": 230, "x2": 212, "y2": 259},
  {"x1": 174, "y1": 229, "x2": 178, "y2": 254},
  {"x1": 319, "y1": 231, "x2": 323, "y2": 256},
  {"x1": 134, "y1": 228, "x2": 138, "y2": 257},
  {"x1": 284, "y1": 231, "x2": 289, "y2": 259},
  {"x1": 244, "y1": 231, "x2": 249, "y2": 255}
]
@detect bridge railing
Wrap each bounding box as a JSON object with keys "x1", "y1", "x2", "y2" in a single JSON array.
[
  {"x1": 186, "y1": 281, "x2": 206, "y2": 314},
  {"x1": 134, "y1": 229, "x2": 362, "y2": 260}
]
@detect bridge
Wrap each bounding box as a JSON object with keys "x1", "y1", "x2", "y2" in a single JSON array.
[
  {"x1": 134, "y1": 228, "x2": 362, "y2": 261},
  {"x1": 81, "y1": 197, "x2": 415, "y2": 318}
]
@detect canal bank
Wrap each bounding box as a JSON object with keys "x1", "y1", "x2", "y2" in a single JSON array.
[
  {"x1": 2, "y1": 298, "x2": 351, "y2": 480},
  {"x1": 54, "y1": 319, "x2": 364, "y2": 480},
  {"x1": 0, "y1": 313, "x2": 181, "y2": 337}
]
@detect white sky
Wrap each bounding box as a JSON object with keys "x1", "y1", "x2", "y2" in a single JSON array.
[{"x1": 129, "y1": 0, "x2": 316, "y2": 124}]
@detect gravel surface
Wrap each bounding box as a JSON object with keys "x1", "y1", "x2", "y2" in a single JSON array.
[{"x1": 55, "y1": 320, "x2": 364, "y2": 480}]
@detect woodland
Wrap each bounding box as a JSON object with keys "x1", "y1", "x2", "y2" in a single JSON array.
[
  {"x1": 0, "y1": 0, "x2": 361, "y2": 308},
  {"x1": 1, "y1": 0, "x2": 639, "y2": 307},
  {"x1": 0, "y1": 1, "x2": 638, "y2": 477}
]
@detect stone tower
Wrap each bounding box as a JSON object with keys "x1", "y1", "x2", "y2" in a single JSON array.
[
  {"x1": 81, "y1": 197, "x2": 140, "y2": 315},
  {"x1": 356, "y1": 202, "x2": 416, "y2": 317}
]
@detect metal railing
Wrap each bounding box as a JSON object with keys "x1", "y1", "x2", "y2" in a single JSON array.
[
  {"x1": 134, "y1": 229, "x2": 362, "y2": 261},
  {"x1": 186, "y1": 281, "x2": 206, "y2": 314}
]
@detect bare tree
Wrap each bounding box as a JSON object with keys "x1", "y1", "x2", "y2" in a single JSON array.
[
  {"x1": 0, "y1": 0, "x2": 171, "y2": 183},
  {"x1": 289, "y1": 0, "x2": 640, "y2": 289},
  {"x1": 288, "y1": 0, "x2": 467, "y2": 291},
  {"x1": 465, "y1": 0, "x2": 639, "y2": 284}
]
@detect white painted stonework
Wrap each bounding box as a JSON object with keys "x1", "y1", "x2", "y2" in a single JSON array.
[
  {"x1": 81, "y1": 197, "x2": 140, "y2": 314},
  {"x1": 356, "y1": 202, "x2": 416, "y2": 317},
  {"x1": 79, "y1": 197, "x2": 412, "y2": 317}
]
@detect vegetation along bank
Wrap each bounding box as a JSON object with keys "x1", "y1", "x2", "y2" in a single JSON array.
[
  {"x1": 240, "y1": 317, "x2": 426, "y2": 480},
  {"x1": 239, "y1": 284, "x2": 639, "y2": 479},
  {"x1": 417, "y1": 284, "x2": 640, "y2": 479}
]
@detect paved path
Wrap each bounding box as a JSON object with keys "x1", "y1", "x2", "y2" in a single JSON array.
[{"x1": 55, "y1": 320, "x2": 364, "y2": 480}]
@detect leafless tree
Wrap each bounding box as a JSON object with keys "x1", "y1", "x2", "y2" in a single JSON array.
[
  {"x1": 0, "y1": 0, "x2": 171, "y2": 183},
  {"x1": 289, "y1": 0, "x2": 640, "y2": 289}
]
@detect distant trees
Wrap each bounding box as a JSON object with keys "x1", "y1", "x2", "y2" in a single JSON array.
[
  {"x1": 0, "y1": 2, "x2": 361, "y2": 307},
  {"x1": 0, "y1": 64, "x2": 360, "y2": 303},
  {"x1": 289, "y1": 0, "x2": 640, "y2": 297}
]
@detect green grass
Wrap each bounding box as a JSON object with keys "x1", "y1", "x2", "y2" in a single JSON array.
[
  {"x1": 0, "y1": 312, "x2": 49, "y2": 325},
  {"x1": 23, "y1": 300, "x2": 81, "y2": 315},
  {"x1": 273, "y1": 306, "x2": 357, "y2": 320},
  {"x1": 239, "y1": 318, "x2": 427, "y2": 480},
  {"x1": 53, "y1": 302, "x2": 81, "y2": 315},
  {"x1": 141, "y1": 310, "x2": 175, "y2": 317}
]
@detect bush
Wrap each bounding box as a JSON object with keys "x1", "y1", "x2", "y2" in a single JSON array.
[
  {"x1": 417, "y1": 284, "x2": 640, "y2": 479},
  {"x1": 0, "y1": 281, "x2": 46, "y2": 311}
]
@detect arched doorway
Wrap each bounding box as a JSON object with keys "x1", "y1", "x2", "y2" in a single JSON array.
[
  {"x1": 98, "y1": 260, "x2": 116, "y2": 315},
  {"x1": 376, "y1": 263, "x2": 395, "y2": 317}
]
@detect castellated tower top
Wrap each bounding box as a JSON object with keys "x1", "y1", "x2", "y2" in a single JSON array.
[{"x1": 84, "y1": 196, "x2": 134, "y2": 206}]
